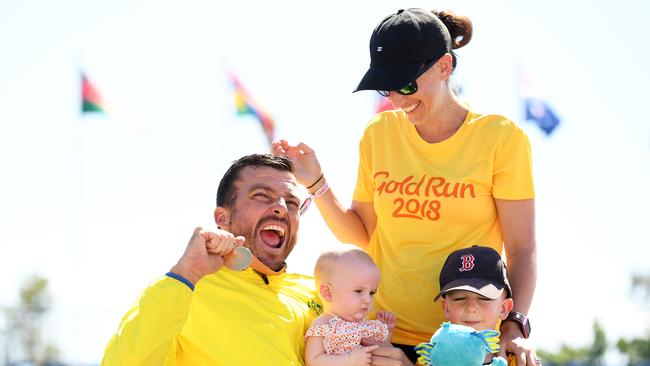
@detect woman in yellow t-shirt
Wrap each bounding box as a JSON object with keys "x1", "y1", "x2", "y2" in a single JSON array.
[{"x1": 274, "y1": 8, "x2": 537, "y2": 366}]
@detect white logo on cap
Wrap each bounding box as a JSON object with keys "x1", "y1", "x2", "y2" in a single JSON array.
[
  {"x1": 377, "y1": 46, "x2": 383, "y2": 52},
  {"x1": 459, "y1": 254, "x2": 475, "y2": 271}
]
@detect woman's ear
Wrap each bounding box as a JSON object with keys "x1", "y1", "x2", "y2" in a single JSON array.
[
  {"x1": 214, "y1": 207, "x2": 230, "y2": 228},
  {"x1": 435, "y1": 53, "x2": 454, "y2": 80},
  {"x1": 319, "y1": 283, "x2": 333, "y2": 302},
  {"x1": 500, "y1": 298, "x2": 514, "y2": 320}
]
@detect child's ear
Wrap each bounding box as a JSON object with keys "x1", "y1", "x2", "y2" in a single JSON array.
[
  {"x1": 499, "y1": 298, "x2": 514, "y2": 320},
  {"x1": 319, "y1": 283, "x2": 333, "y2": 302},
  {"x1": 441, "y1": 298, "x2": 451, "y2": 319}
]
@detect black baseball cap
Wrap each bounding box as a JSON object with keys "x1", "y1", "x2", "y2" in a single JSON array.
[
  {"x1": 354, "y1": 8, "x2": 452, "y2": 92},
  {"x1": 434, "y1": 246, "x2": 512, "y2": 301}
]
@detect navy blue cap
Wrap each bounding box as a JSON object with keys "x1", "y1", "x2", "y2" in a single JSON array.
[{"x1": 435, "y1": 246, "x2": 512, "y2": 301}]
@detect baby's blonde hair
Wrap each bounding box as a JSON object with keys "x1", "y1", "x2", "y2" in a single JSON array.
[{"x1": 314, "y1": 244, "x2": 378, "y2": 287}]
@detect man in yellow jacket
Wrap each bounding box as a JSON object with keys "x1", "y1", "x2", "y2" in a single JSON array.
[{"x1": 102, "y1": 154, "x2": 322, "y2": 365}]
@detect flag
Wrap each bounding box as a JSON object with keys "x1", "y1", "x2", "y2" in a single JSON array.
[
  {"x1": 517, "y1": 72, "x2": 560, "y2": 136},
  {"x1": 375, "y1": 95, "x2": 395, "y2": 114},
  {"x1": 80, "y1": 72, "x2": 143, "y2": 131},
  {"x1": 523, "y1": 98, "x2": 560, "y2": 136},
  {"x1": 81, "y1": 73, "x2": 106, "y2": 113},
  {"x1": 229, "y1": 73, "x2": 275, "y2": 145}
]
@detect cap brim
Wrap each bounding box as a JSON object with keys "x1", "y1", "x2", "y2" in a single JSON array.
[
  {"x1": 434, "y1": 278, "x2": 505, "y2": 301},
  {"x1": 354, "y1": 62, "x2": 422, "y2": 92}
]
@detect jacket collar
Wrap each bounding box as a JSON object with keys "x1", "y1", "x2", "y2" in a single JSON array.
[{"x1": 250, "y1": 256, "x2": 286, "y2": 276}]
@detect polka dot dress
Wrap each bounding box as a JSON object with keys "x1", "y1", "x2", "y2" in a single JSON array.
[{"x1": 305, "y1": 316, "x2": 389, "y2": 355}]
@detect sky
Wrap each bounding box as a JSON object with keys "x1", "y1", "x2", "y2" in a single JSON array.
[{"x1": 1, "y1": 0, "x2": 649, "y2": 364}]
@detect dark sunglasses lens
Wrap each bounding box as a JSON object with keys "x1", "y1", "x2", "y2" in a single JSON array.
[
  {"x1": 377, "y1": 90, "x2": 390, "y2": 97},
  {"x1": 398, "y1": 82, "x2": 418, "y2": 95}
]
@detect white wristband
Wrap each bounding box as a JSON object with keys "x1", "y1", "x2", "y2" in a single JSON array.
[{"x1": 312, "y1": 181, "x2": 330, "y2": 198}]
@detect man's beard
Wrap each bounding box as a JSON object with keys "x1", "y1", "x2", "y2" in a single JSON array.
[{"x1": 228, "y1": 212, "x2": 297, "y2": 272}]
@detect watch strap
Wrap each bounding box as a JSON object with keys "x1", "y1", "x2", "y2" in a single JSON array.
[{"x1": 505, "y1": 311, "x2": 531, "y2": 338}]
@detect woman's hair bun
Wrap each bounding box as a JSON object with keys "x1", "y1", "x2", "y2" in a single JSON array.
[{"x1": 433, "y1": 10, "x2": 473, "y2": 49}]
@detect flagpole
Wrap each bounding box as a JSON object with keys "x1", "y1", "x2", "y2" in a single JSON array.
[{"x1": 74, "y1": 71, "x2": 86, "y2": 265}]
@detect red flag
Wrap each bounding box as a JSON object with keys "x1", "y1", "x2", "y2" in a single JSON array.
[{"x1": 375, "y1": 95, "x2": 395, "y2": 114}]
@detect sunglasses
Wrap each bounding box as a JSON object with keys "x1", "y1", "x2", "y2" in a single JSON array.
[
  {"x1": 377, "y1": 82, "x2": 418, "y2": 97},
  {"x1": 299, "y1": 195, "x2": 313, "y2": 216},
  {"x1": 376, "y1": 57, "x2": 441, "y2": 98}
]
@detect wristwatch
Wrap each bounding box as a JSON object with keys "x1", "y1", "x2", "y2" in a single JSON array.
[{"x1": 505, "y1": 311, "x2": 531, "y2": 338}]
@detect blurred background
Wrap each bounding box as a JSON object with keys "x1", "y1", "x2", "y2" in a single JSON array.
[{"x1": 1, "y1": 0, "x2": 649, "y2": 365}]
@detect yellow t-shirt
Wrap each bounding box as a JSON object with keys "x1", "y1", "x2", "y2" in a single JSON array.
[
  {"x1": 354, "y1": 108, "x2": 534, "y2": 346},
  {"x1": 102, "y1": 268, "x2": 320, "y2": 365}
]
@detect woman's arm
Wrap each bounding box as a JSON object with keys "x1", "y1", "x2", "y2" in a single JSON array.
[
  {"x1": 496, "y1": 198, "x2": 536, "y2": 314},
  {"x1": 495, "y1": 198, "x2": 538, "y2": 366},
  {"x1": 272, "y1": 140, "x2": 376, "y2": 247},
  {"x1": 311, "y1": 189, "x2": 376, "y2": 247}
]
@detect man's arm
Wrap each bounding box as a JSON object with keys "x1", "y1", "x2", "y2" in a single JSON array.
[
  {"x1": 101, "y1": 227, "x2": 243, "y2": 365},
  {"x1": 101, "y1": 276, "x2": 192, "y2": 365}
]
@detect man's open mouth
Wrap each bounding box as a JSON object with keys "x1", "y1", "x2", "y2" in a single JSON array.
[{"x1": 259, "y1": 224, "x2": 286, "y2": 248}]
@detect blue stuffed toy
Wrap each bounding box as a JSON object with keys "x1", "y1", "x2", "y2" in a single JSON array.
[{"x1": 415, "y1": 322, "x2": 507, "y2": 366}]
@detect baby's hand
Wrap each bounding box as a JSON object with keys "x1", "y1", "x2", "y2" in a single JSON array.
[
  {"x1": 376, "y1": 310, "x2": 397, "y2": 331},
  {"x1": 347, "y1": 345, "x2": 378, "y2": 366}
]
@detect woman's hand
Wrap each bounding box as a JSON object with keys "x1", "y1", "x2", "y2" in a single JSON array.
[
  {"x1": 499, "y1": 321, "x2": 540, "y2": 366},
  {"x1": 271, "y1": 139, "x2": 322, "y2": 188}
]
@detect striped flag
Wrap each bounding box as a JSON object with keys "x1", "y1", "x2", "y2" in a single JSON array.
[
  {"x1": 229, "y1": 73, "x2": 275, "y2": 145},
  {"x1": 81, "y1": 73, "x2": 106, "y2": 113},
  {"x1": 80, "y1": 72, "x2": 143, "y2": 131}
]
